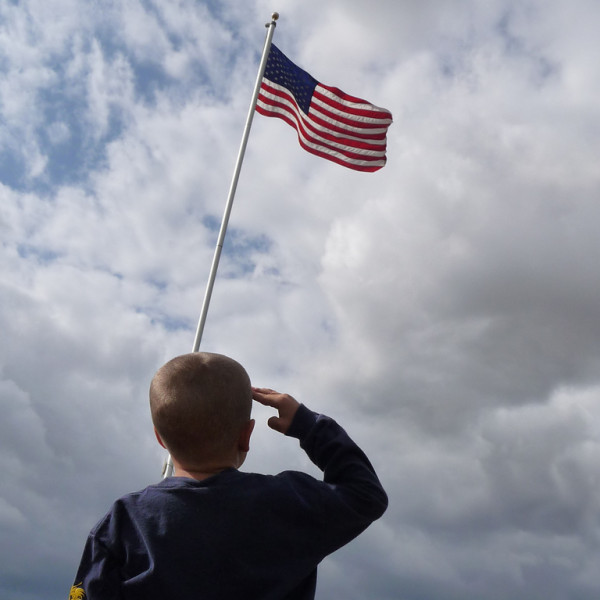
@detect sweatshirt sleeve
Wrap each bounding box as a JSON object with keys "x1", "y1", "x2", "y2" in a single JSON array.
[
  {"x1": 70, "y1": 514, "x2": 124, "y2": 600},
  {"x1": 285, "y1": 404, "x2": 388, "y2": 524}
]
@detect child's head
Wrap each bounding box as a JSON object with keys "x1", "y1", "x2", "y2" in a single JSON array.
[{"x1": 149, "y1": 352, "x2": 252, "y2": 466}]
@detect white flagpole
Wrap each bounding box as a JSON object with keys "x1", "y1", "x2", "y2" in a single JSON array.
[
  {"x1": 191, "y1": 11, "x2": 279, "y2": 354},
  {"x1": 162, "y1": 12, "x2": 279, "y2": 479}
]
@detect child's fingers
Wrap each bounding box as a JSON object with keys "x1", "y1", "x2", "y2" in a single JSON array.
[
  {"x1": 252, "y1": 387, "x2": 282, "y2": 407},
  {"x1": 252, "y1": 387, "x2": 276, "y2": 394}
]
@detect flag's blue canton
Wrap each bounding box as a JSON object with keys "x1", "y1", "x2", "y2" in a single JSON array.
[{"x1": 263, "y1": 44, "x2": 317, "y2": 115}]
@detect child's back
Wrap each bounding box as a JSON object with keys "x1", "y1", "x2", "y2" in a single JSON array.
[{"x1": 70, "y1": 353, "x2": 387, "y2": 599}]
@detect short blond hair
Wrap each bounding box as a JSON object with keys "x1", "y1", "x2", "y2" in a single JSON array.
[{"x1": 149, "y1": 352, "x2": 252, "y2": 464}]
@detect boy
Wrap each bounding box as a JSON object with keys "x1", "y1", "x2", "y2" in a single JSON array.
[{"x1": 70, "y1": 352, "x2": 387, "y2": 599}]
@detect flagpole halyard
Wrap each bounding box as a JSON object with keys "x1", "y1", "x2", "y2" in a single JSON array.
[{"x1": 162, "y1": 13, "x2": 279, "y2": 479}]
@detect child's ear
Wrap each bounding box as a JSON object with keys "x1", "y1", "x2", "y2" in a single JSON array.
[
  {"x1": 238, "y1": 419, "x2": 255, "y2": 453},
  {"x1": 154, "y1": 428, "x2": 166, "y2": 449}
]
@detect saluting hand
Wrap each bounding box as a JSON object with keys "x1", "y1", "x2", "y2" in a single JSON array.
[{"x1": 252, "y1": 387, "x2": 300, "y2": 435}]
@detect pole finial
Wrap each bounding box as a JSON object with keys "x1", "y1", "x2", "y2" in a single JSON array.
[{"x1": 266, "y1": 12, "x2": 279, "y2": 27}]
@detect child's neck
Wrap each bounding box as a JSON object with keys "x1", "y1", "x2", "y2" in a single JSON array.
[
  {"x1": 174, "y1": 465, "x2": 234, "y2": 481},
  {"x1": 173, "y1": 452, "x2": 245, "y2": 481}
]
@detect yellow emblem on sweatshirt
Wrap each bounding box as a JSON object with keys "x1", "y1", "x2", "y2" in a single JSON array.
[{"x1": 69, "y1": 584, "x2": 85, "y2": 600}]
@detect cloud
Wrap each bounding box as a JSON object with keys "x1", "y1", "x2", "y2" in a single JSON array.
[{"x1": 2, "y1": 1, "x2": 600, "y2": 599}]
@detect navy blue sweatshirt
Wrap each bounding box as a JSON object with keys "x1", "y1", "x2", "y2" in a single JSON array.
[{"x1": 71, "y1": 405, "x2": 388, "y2": 599}]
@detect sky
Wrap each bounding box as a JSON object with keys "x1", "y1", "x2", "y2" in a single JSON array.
[{"x1": 1, "y1": 0, "x2": 600, "y2": 598}]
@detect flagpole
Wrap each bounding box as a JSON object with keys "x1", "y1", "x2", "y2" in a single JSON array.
[
  {"x1": 191, "y1": 11, "x2": 279, "y2": 354},
  {"x1": 162, "y1": 12, "x2": 279, "y2": 479}
]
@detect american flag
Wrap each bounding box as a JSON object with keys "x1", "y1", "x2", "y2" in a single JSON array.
[{"x1": 256, "y1": 44, "x2": 392, "y2": 172}]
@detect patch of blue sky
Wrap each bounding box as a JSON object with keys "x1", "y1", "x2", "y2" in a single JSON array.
[
  {"x1": 318, "y1": 317, "x2": 338, "y2": 346},
  {"x1": 27, "y1": 111, "x2": 121, "y2": 196},
  {"x1": 94, "y1": 11, "x2": 229, "y2": 105},
  {"x1": 28, "y1": 62, "x2": 177, "y2": 194},
  {"x1": 2, "y1": 71, "x2": 119, "y2": 193},
  {"x1": 186, "y1": 0, "x2": 248, "y2": 38},
  {"x1": 223, "y1": 230, "x2": 272, "y2": 278},
  {"x1": 133, "y1": 60, "x2": 178, "y2": 104},
  {"x1": 0, "y1": 146, "x2": 25, "y2": 189},
  {"x1": 34, "y1": 94, "x2": 95, "y2": 185},
  {"x1": 90, "y1": 33, "x2": 236, "y2": 128},
  {"x1": 137, "y1": 306, "x2": 191, "y2": 332},
  {"x1": 435, "y1": 8, "x2": 557, "y2": 90},
  {"x1": 1, "y1": 9, "x2": 247, "y2": 194},
  {"x1": 496, "y1": 8, "x2": 529, "y2": 56},
  {"x1": 495, "y1": 7, "x2": 558, "y2": 78},
  {"x1": 17, "y1": 243, "x2": 60, "y2": 264},
  {"x1": 202, "y1": 214, "x2": 221, "y2": 233},
  {"x1": 95, "y1": 31, "x2": 177, "y2": 105},
  {"x1": 202, "y1": 214, "x2": 274, "y2": 279},
  {"x1": 146, "y1": 277, "x2": 168, "y2": 292}
]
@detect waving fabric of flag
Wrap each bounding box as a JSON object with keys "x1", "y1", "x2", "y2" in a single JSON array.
[{"x1": 256, "y1": 44, "x2": 393, "y2": 172}]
